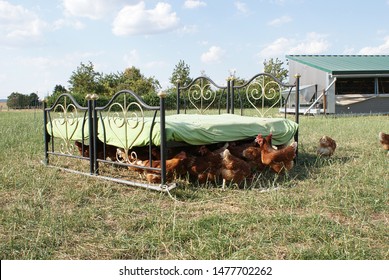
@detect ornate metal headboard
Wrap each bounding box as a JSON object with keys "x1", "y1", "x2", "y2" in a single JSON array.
[
  {"x1": 231, "y1": 73, "x2": 296, "y2": 117},
  {"x1": 176, "y1": 73, "x2": 298, "y2": 117},
  {"x1": 176, "y1": 76, "x2": 228, "y2": 114}
]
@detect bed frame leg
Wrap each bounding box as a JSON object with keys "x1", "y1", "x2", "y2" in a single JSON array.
[
  {"x1": 159, "y1": 91, "x2": 168, "y2": 186},
  {"x1": 43, "y1": 101, "x2": 49, "y2": 165},
  {"x1": 294, "y1": 73, "x2": 301, "y2": 162}
]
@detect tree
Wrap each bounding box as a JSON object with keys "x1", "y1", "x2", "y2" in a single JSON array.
[
  {"x1": 170, "y1": 59, "x2": 192, "y2": 87},
  {"x1": 7, "y1": 92, "x2": 29, "y2": 109},
  {"x1": 68, "y1": 61, "x2": 102, "y2": 95},
  {"x1": 46, "y1": 85, "x2": 68, "y2": 106},
  {"x1": 52, "y1": 62, "x2": 161, "y2": 104},
  {"x1": 97, "y1": 72, "x2": 121, "y2": 96},
  {"x1": 263, "y1": 58, "x2": 288, "y2": 83},
  {"x1": 53, "y1": 84, "x2": 67, "y2": 95},
  {"x1": 28, "y1": 92, "x2": 40, "y2": 107},
  {"x1": 7, "y1": 92, "x2": 22, "y2": 109},
  {"x1": 116, "y1": 66, "x2": 160, "y2": 96}
]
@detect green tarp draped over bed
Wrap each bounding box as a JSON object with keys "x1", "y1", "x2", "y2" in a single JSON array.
[{"x1": 47, "y1": 114, "x2": 298, "y2": 148}]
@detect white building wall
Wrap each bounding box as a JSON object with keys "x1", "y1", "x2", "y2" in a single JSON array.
[{"x1": 288, "y1": 60, "x2": 335, "y2": 113}]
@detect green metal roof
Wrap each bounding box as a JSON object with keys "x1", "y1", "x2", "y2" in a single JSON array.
[{"x1": 286, "y1": 55, "x2": 389, "y2": 75}]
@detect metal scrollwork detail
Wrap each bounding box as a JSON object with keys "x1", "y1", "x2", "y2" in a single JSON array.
[
  {"x1": 59, "y1": 139, "x2": 75, "y2": 155},
  {"x1": 116, "y1": 148, "x2": 139, "y2": 165},
  {"x1": 246, "y1": 76, "x2": 282, "y2": 117},
  {"x1": 52, "y1": 99, "x2": 80, "y2": 155},
  {"x1": 106, "y1": 98, "x2": 145, "y2": 153},
  {"x1": 188, "y1": 83, "x2": 216, "y2": 114}
]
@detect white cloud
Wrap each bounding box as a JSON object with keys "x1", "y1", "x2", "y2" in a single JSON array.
[
  {"x1": 267, "y1": 15, "x2": 292, "y2": 27},
  {"x1": 201, "y1": 46, "x2": 226, "y2": 63},
  {"x1": 259, "y1": 37, "x2": 292, "y2": 58},
  {"x1": 259, "y1": 32, "x2": 330, "y2": 59},
  {"x1": 184, "y1": 0, "x2": 207, "y2": 9},
  {"x1": 358, "y1": 37, "x2": 389, "y2": 54},
  {"x1": 112, "y1": 1, "x2": 179, "y2": 36},
  {"x1": 62, "y1": 0, "x2": 116, "y2": 20},
  {"x1": 289, "y1": 32, "x2": 330, "y2": 54},
  {"x1": 0, "y1": 0, "x2": 46, "y2": 43},
  {"x1": 234, "y1": 1, "x2": 249, "y2": 14}
]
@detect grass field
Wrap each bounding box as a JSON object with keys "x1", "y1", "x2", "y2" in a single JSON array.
[{"x1": 0, "y1": 110, "x2": 388, "y2": 260}]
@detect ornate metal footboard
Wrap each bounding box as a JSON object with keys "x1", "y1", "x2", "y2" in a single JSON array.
[
  {"x1": 43, "y1": 93, "x2": 92, "y2": 171},
  {"x1": 93, "y1": 90, "x2": 172, "y2": 191},
  {"x1": 43, "y1": 91, "x2": 173, "y2": 191}
]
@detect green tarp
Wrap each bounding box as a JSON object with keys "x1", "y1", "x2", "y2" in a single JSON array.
[{"x1": 48, "y1": 114, "x2": 298, "y2": 148}]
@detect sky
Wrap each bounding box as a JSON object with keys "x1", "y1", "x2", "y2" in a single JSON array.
[{"x1": 1, "y1": 0, "x2": 389, "y2": 100}]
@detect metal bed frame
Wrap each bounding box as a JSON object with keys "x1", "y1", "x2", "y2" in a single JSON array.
[{"x1": 43, "y1": 73, "x2": 300, "y2": 191}]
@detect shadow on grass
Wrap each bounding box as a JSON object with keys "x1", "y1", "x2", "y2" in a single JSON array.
[{"x1": 288, "y1": 152, "x2": 354, "y2": 183}]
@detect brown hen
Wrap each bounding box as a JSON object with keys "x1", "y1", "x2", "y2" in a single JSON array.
[
  {"x1": 256, "y1": 133, "x2": 297, "y2": 173},
  {"x1": 226, "y1": 140, "x2": 265, "y2": 172},
  {"x1": 317, "y1": 135, "x2": 337, "y2": 157},
  {"x1": 134, "y1": 151, "x2": 188, "y2": 183},
  {"x1": 186, "y1": 145, "x2": 223, "y2": 184},
  {"x1": 241, "y1": 146, "x2": 266, "y2": 172},
  {"x1": 379, "y1": 132, "x2": 389, "y2": 156},
  {"x1": 219, "y1": 148, "x2": 251, "y2": 187},
  {"x1": 74, "y1": 139, "x2": 117, "y2": 160}
]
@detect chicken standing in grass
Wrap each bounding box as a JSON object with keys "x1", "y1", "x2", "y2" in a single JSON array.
[
  {"x1": 256, "y1": 133, "x2": 297, "y2": 173},
  {"x1": 379, "y1": 132, "x2": 389, "y2": 156},
  {"x1": 317, "y1": 135, "x2": 337, "y2": 157}
]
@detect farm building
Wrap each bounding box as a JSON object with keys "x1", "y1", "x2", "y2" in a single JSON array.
[{"x1": 283, "y1": 55, "x2": 389, "y2": 114}]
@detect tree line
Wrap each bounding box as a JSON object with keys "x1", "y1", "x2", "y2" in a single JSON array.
[
  {"x1": 6, "y1": 92, "x2": 40, "y2": 109},
  {"x1": 6, "y1": 58, "x2": 288, "y2": 109}
]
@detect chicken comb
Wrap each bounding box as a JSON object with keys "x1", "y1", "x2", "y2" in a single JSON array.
[{"x1": 255, "y1": 134, "x2": 263, "y2": 143}]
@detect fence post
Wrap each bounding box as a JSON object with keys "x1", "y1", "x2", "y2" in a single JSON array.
[
  {"x1": 323, "y1": 89, "x2": 327, "y2": 115},
  {"x1": 158, "y1": 91, "x2": 167, "y2": 186},
  {"x1": 294, "y1": 73, "x2": 301, "y2": 125},
  {"x1": 230, "y1": 76, "x2": 235, "y2": 114},
  {"x1": 86, "y1": 94, "x2": 95, "y2": 175},
  {"x1": 226, "y1": 77, "x2": 230, "y2": 114},
  {"x1": 43, "y1": 100, "x2": 49, "y2": 165},
  {"x1": 91, "y1": 94, "x2": 99, "y2": 174},
  {"x1": 176, "y1": 79, "x2": 181, "y2": 114},
  {"x1": 294, "y1": 73, "x2": 301, "y2": 161}
]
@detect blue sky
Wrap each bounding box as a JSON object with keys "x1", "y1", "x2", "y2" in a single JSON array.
[{"x1": 1, "y1": 0, "x2": 389, "y2": 99}]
